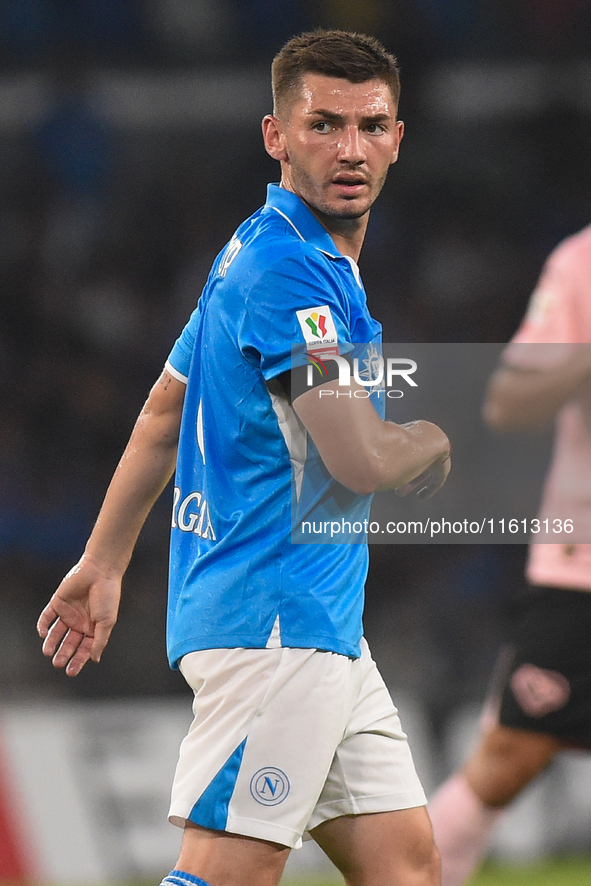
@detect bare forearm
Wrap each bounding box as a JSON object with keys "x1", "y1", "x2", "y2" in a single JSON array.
[
  {"x1": 294, "y1": 381, "x2": 450, "y2": 495},
  {"x1": 484, "y1": 349, "x2": 591, "y2": 431},
  {"x1": 84, "y1": 370, "x2": 184, "y2": 576},
  {"x1": 85, "y1": 414, "x2": 178, "y2": 575},
  {"x1": 370, "y1": 420, "x2": 450, "y2": 492}
]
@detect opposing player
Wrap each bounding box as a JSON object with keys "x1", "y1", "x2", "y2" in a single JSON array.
[
  {"x1": 37, "y1": 30, "x2": 450, "y2": 886},
  {"x1": 429, "y1": 223, "x2": 591, "y2": 886}
]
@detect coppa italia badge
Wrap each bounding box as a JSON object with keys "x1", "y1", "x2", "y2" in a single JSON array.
[{"x1": 296, "y1": 305, "x2": 339, "y2": 356}]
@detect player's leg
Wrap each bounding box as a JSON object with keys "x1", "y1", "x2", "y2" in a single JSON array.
[
  {"x1": 464, "y1": 722, "x2": 561, "y2": 806},
  {"x1": 430, "y1": 584, "x2": 591, "y2": 885},
  {"x1": 429, "y1": 724, "x2": 562, "y2": 886},
  {"x1": 312, "y1": 807, "x2": 440, "y2": 886},
  {"x1": 166, "y1": 646, "x2": 363, "y2": 886},
  {"x1": 166, "y1": 822, "x2": 289, "y2": 886},
  {"x1": 307, "y1": 640, "x2": 433, "y2": 884}
]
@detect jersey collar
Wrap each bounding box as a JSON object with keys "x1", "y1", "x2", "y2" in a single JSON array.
[{"x1": 265, "y1": 183, "x2": 344, "y2": 261}]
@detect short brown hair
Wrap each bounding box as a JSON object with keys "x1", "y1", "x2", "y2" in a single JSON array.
[{"x1": 271, "y1": 29, "x2": 400, "y2": 117}]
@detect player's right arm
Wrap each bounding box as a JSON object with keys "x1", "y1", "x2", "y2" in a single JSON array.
[
  {"x1": 37, "y1": 368, "x2": 186, "y2": 677},
  {"x1": 293, "y1": 378, "x2": 451, "y2": 497},
  {"x1": 483, "y1": 347, "x2": 591, "y2": 432}
]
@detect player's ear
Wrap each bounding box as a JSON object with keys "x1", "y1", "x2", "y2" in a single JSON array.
[
  {"x1": 389, "y1": 119, "x2": 404, "y2": 165},
  {"x1": 262, "y1": 115, "x2": 288, "y2": 162}
]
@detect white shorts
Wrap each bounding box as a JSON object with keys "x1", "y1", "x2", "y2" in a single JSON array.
[{"x1": 168, "y1": 638, "x2": 426, "y2": 849}]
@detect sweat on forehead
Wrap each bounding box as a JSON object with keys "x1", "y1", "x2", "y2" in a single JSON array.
[{"x1": 274, "y1": 74, "x2": 398, "y2": 120}]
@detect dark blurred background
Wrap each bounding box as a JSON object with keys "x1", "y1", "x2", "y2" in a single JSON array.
[{"x1": 1, "y1": 0, "x2": 590, "y2": 752}]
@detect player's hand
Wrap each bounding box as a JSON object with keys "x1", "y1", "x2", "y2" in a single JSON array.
[
  {"x1": 36, "y1": 554, "x2": 122, "y2": 677},
  {"x1": 394, "y1": 454, "x2": 451, "y2": 500}
]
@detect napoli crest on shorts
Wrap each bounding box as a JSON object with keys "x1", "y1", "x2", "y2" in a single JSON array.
[
  {"x1": 510, "y1": 663, "x2": 571, "y2": 717},
  {"x1": 250, "y1": 767, "x2": 290, "y2": 806}
]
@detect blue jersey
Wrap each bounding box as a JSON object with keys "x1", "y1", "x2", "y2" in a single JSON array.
[{"x1": 165, "y1": 184, "x2": 383, "y2": 667}]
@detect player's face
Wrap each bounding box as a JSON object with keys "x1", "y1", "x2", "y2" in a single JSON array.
[{"x1": 264, "y1": 74, "x2": 403, "y2": 224}]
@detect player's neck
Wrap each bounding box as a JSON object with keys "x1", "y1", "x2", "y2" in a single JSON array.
[{"x1": 308, "y1": 205, "x2": 368, "y2": 263}]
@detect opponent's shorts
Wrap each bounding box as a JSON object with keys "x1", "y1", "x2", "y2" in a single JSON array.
[
  {"x1": 168, "y1": 638, "x2": 426, "y2": 848},
  {"x1": 495, "y1": 585, "x2": 591, "y2": 746}
]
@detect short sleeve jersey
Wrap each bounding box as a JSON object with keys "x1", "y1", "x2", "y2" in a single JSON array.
[
  {"x1": 503, "y1": 224, "x2": 591, "y2": 590},
  {"x1": 165, "y1": 185, "x2": 383, "y2": 667}
]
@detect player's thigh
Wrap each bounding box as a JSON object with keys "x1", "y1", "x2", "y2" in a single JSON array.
[
  {"x1": 307, "y1": 641, "x2": 426, "y2": 831},
  {"x1": 463, "y1": 723, "x2": 562, "y2": 807},
  {"x1": 176, "y1": 822, "x2": 289, "y2": 886},
  {"x1": 311, "y1": 807, "x2": 439, "y2": 886}
]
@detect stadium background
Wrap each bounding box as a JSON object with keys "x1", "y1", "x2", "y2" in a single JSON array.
[{"x1": 1, "y1": 1, "x2": 591, "y2": 883}]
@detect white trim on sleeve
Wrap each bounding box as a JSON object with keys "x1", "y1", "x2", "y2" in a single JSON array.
[{"x1": 165, "y1": 360, "x2": 188, "y2": 384}]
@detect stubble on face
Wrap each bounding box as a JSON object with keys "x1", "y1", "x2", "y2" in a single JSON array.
[{"x1": 286, "y1": 154, "x2": 391, "y2": 223}]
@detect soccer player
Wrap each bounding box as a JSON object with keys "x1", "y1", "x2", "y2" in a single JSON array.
[
  {"x1": 429, "y1": 223, "x2": 591, "y2": 886},
  {"x1": 37, "y1": 30, "x2": 451, "y2": 886}
]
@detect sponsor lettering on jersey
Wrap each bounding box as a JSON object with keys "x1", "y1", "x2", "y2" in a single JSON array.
[
  {"x1": 296, "y1": 305, "x2": 339, "y2": 356},
  {"x1": 172, "y1": 487, "x2": 217, "y2": 540}
]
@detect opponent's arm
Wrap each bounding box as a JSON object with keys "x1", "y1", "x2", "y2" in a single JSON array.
[
  {"x1": 483, "y1": 347, "x2": 591, "y2": 432},
  {"x1": 293, "y1": 379, "x2": 450, "y2": 497},
  {"x1": 37, "y1": 368, "x2": 186, "y2": 676}
]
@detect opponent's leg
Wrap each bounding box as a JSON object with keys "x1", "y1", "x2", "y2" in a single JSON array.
[
  {"x1": 429, "y1": 724, "x2": 562, "y2": 886},
  {"x1": 428, "y1": 772, "x2": 502, "y2": 886},
  {"x1": 463, "y1": 724, "x2": 561, "y2": 806},
  {"x1": 311, "y1": 807, "x2": 440, "y2": 886},
  {"x1": 168, "y1": 822, "x2": 290, "y2": 886}
]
